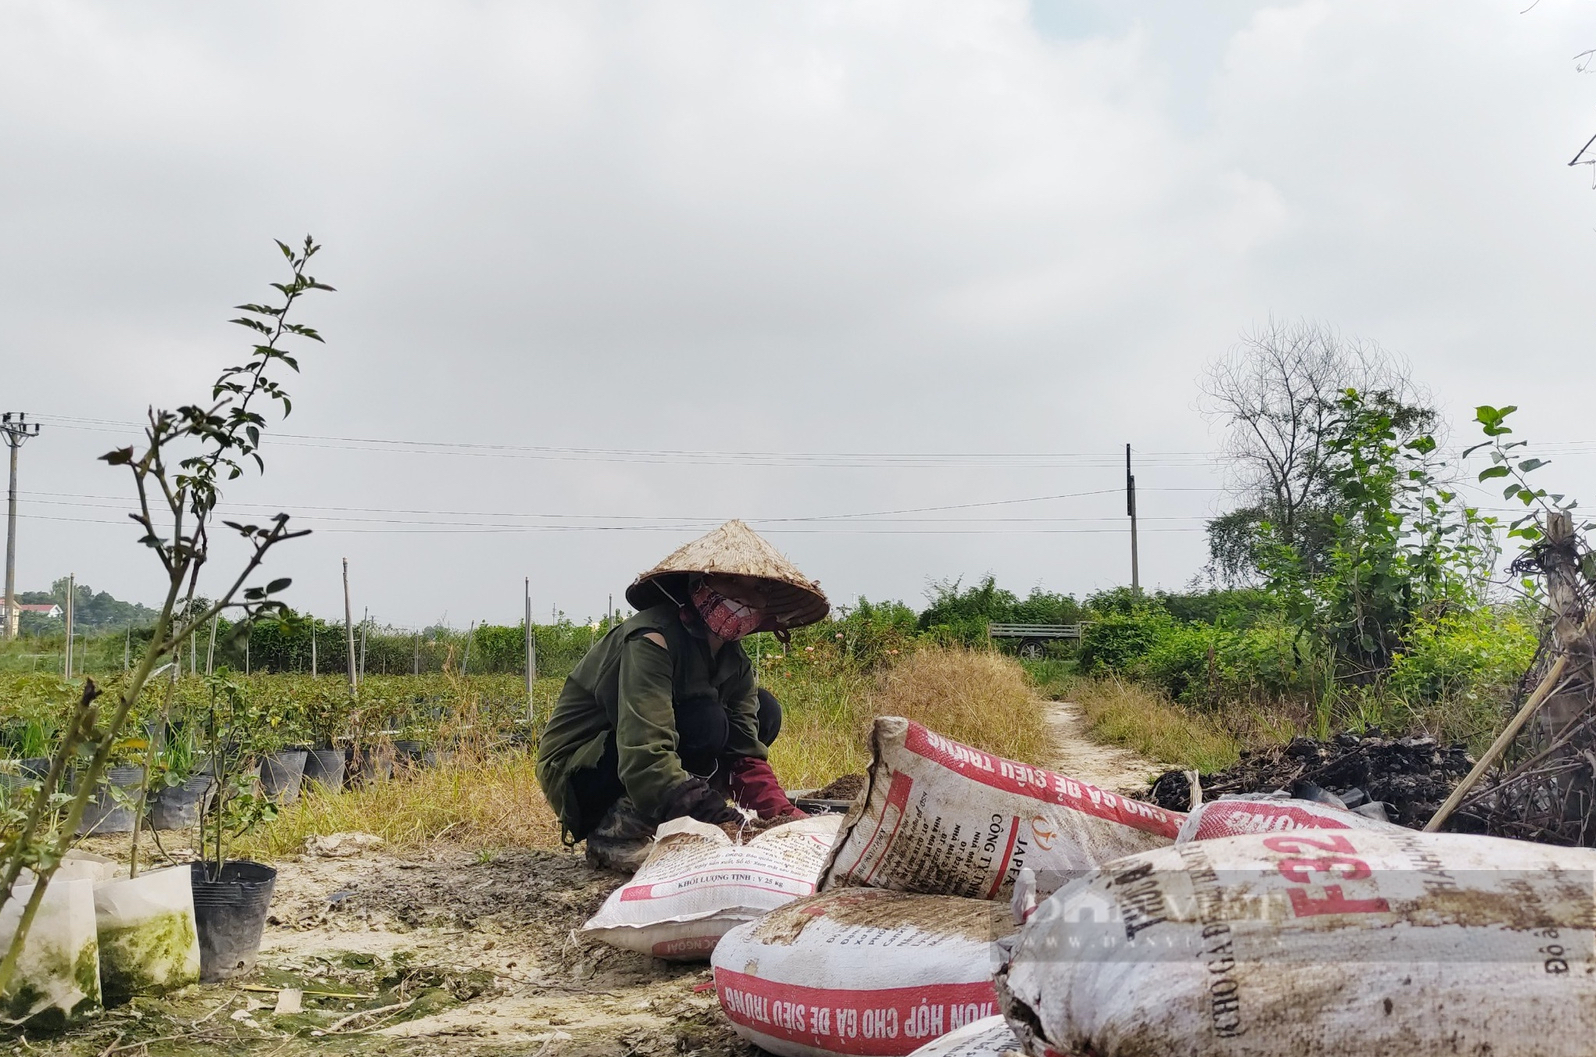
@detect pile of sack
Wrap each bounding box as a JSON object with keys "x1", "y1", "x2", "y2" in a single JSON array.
[
  {"x1": 585, "y1": 715, "x2": 1587, "y2": 1056},
  {"x1": 708, "y1": 716, "x2": 1187, "y2": 1057}
]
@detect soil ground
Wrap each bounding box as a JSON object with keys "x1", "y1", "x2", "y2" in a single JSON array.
[{"x1": 13, "y1": 838, "x2": 747, "y2": 1057}]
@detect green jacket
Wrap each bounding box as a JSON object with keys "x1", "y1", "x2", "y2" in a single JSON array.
[{"x1": 535, "y1": 603, "x2": 767, "y2": 842}]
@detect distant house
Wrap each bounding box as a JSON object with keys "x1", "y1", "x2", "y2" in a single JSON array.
[
  {"x1": 15, "y1": 603, "x2": 62, "y2": 618},
  {"x1": 3, "y1": 601, "x2": 61, "y2": 637}
]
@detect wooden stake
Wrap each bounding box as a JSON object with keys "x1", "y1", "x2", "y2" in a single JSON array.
[
  {"x1": 206, "y1": 612, "x2": 218, "y2": 677},
  {"x1": 342, "y1": 558, "x2": 357, "y2": 693},
  {"x1": 524, "y1": 579, "x2": 534, "y2": 723},
  {"x1": 63, "y1": 572, "x2": 74, "y2": 678}
]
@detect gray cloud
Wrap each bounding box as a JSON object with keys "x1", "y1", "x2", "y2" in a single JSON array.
[{"x1": 2, "y1": 1, "x2": 1593, "y2": 627}]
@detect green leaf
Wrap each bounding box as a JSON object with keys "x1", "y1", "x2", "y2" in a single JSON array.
[
  {"x1": 266, "y1": 577, "x2": 292, "y2": 594},
  {"x1": 1517, "y1": 458, "x2": 1548, "y2": 473},
  {"x1": 1478, "y1": 465, "x2": 1511, "y2": 481}
]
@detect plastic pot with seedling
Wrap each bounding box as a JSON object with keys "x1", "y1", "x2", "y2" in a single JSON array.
[{"x1": 190, "y1": 670, "x2": 279, "y2": 982}]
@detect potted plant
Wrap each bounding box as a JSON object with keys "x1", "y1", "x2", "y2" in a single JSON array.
[
  {"x1": 189, "y1": 670, "x2": 279, "y2": 982},
  {"x1": 301, "y1": 682, "x2": 350, "y2": 792},
  {"x1": 76, "y1": 735, "x2": 148, "y2": 837},
  {"x1": 255, "y1": 684, "x2": 309, "y2": 805},
  {"x1": 145, "y1": 720, "x2": 210, "y2": 833}
]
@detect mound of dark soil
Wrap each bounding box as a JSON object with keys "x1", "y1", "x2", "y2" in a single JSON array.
[
  {"x1": 811, "y1": 773, "x2": 866, "y2": 801},
  {"x1": 1149, "y1": 732, "x2": 1475, "y2": 829}
]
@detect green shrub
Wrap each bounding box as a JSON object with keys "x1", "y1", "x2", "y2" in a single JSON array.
[
  {"x1": 1385, "y1": 609, "x2": 1537, "y2": 746},
  {"x1": 1077, "y1": 609, "x2": 1176, "y2": 674},
  {"x1": 1135, "y1": 622, "x2": 1305, "y2": 707}
]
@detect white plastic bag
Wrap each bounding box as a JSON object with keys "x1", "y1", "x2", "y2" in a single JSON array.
[
  {"x1": 0, "y1": 878, "x2": 102, "y2": 1027},
  {"x1": 1175, "y1": 794, "x2": 1400, "y2": 844},
  {"x1": 582, "y1": 814, "x2": 843, "y2": 960},
  {"x1": 94, "y1": 865, "x2": 202, "y2": 1000},
  {"x1": 906, "y1": 1014, "x2": 1018, "y2": 1057},
  {"x1": 822, "y1": 718, "x2": 1183, "y2": 900},
  {"x1": 998, "y1": 829, "x2": 1596, "y2": 1057},
  {"x1": 712, "y1": 887, "x2": 1012, "y2": 1057}
]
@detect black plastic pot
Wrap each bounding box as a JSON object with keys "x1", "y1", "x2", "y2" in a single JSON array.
[
  {"x1": 0, "y1": 757, "x2": 49, "y2": 792},
  {"x1": 393, "y1": 740, "x2": 434, "y2": 775},
  {"x1": 78, "y1": 765, "x2": 146, "y2": 835},
  {"x1": 301, "y1": 748, "x2": 345, "y2": 793},
  {"x1": 259, "y1": 750, "x2": 308, "y2": 804},
  {"x1": 191, "y1": 860, "x2": 277, "y2": 982},
  {"x1": 148, "y1": 769, "x2": 214, "y2": 831},
  {"x1": 348, "y1": 743, "x2": 394, "y2": 787}
]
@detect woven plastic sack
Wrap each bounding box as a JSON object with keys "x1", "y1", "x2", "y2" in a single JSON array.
[
  {"x1": 712, "y1": 887, "x2": 1012, "y2": 1057},
  {"x1": 582, "y1": 814, "x2": 842, "y2": 960},
  {"x1": 821, "y1": 718, "x2": 1182, "y2": 900},
  {"x1": 998, "y1": 829, "x2": 1596, "y2": 1057},
  {"x1": 1175, "y1": 794, "x2": 1401, "y2": 844}
]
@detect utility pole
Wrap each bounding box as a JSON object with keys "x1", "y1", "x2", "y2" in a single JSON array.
[
  {"x1": 2, "y1": 413, "x2": 42, "y2": 641},
  {"x1": 342, "y1": 558, "x2": 357, "y2": 693},
  {"x1": 1126, "y1": 443, "x2": 1140, "y2": 595},
  {"x1": 359, "y1": 607, "x2": 368, "y2": 681}
]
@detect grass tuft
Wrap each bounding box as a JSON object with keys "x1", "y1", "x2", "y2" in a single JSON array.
[
  {"x1": 771, "y1": 646, "x2": 1051, "y2": 788},
  {"x1": 1069, "y1": 675, "x2": 1245, "y2": 773}
]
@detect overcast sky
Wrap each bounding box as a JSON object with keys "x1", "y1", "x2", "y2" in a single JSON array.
[{"x1": 3, "y1": 0, "x2": 1595, "y2": 628}]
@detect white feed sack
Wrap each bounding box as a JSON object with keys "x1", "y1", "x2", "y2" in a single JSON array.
[
  {"x1": 822, "y1": 718, "x2": 1184, "y2": 900},
  {"x1": 1176, "y1": 795, "x2": 1401, "y2": 844},
  {"x1": 712, "y1": 887, "x2": 1013, "y2": 1057},
  {"x1": 582, "y1": 814, "x2": 843, "y2": 960},
  {"x1": 0, "y1": 878, "x2": 102, "y2": 1028},
  {"x1": 905, "y1": 1014, "x2": 1018, "y2": 1057},
  {"x1": 94, "y1": 865, "x2": 202, "y2": 1000},
  {"x1": 998, "y1": 829, "x2": 1596, "y2": 1057}
]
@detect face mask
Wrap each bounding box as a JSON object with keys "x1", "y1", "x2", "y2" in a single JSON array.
[{"x1": 691, "y1": 583, "x2": 764, "y2": 641}]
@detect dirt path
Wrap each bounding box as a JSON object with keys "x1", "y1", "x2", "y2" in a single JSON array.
[{"x1": 1043, "y1": 700, "x2": 1164, "y2": 793}]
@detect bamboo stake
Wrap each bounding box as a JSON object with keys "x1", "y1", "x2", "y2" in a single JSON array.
[{"x1": 1425, "y1": 608, "x2": 1596, "y2": 831}]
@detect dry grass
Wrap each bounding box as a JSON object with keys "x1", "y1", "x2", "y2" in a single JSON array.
[
  {"x1": 241, "y1": 749, "x2": 562, "y2": 858},
  {"x1": 1070, "y1": 675, "x2": 1244, "y2": 773},
  {"x1": 770, "y1": 646, "x2": 1052, "y2": 788}
]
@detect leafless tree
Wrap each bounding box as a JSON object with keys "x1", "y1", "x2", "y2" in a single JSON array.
[{"x1": 1199, "y1": 317, "x2": 1432, "y2": 583}]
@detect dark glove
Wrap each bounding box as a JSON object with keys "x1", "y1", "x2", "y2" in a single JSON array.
[
  {"x1": 729, "y1": 756, "x2": 807, "y2": 820},
  {"x1": 662, "y1": 776, "x2": 743, "y2": 826}
]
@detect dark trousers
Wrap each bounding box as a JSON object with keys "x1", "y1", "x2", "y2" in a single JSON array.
[{"x1": 569, "y1": 688, "x2": 782, "y2": 839}]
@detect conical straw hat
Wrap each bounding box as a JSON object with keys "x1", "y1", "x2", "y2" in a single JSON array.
[{"x1": 626, "y1": 520, "x2": 829, "y2": 631}]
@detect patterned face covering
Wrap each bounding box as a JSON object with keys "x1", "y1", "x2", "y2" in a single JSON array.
[{"x1": 691, "y1": 583, "x2": 765, "y2": 641}]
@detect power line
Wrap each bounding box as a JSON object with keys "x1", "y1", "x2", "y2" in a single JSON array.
[{"x1": 31, "y1": 414, "x2": 1225, "y2": 468}]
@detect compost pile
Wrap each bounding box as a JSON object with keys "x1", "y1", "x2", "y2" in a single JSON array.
[{"x1": 1147, "y1": 731, "x2": 1474, "y2": 828}]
